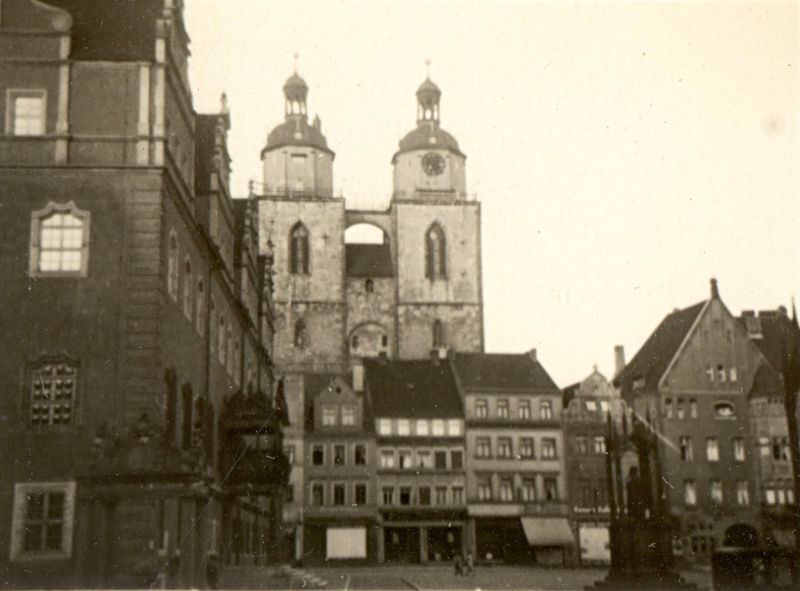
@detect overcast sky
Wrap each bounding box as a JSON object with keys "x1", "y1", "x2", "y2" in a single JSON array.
[{"x1": 185, "y1": 0, "x2": 800, "y2": 386}]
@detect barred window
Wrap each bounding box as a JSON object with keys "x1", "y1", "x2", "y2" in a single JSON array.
[
  {"x1": 30, "y1": 203, "x2": 90, "y2": 277},
  {"x1": 30, "y1": 361, "x2": 77, "y2": 427}
]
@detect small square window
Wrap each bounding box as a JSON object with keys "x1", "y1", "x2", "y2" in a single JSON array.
[
  {"x1": 11, "y1": 482, "x2": 75, "y2": 560},
  {"x1": 8, "y1": 91, "x2": 46, "y2": 136},
  {"x1": 378, "y1": 419, "x2": 392, "y2": 435},
  {"x1": 431, "y1": 419, "x2": 445, "y2": 436},
  {"x1": 447, "y1": 419, "x2": 461, "y2": 436},
  {"x1": 416, "y1": 419, "x2": 429, "y2": 436},
  {"x1": 397, "y1": 419, "x2": 410, "y2": 436}
]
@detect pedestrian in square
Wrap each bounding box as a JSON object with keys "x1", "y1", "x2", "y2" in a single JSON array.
[
  {"x1": 465, "y1": 552, "x2": 475, "y2": 576},
  {"x1": 453, "y1": 553, "x2": 464, "y2": 576}
]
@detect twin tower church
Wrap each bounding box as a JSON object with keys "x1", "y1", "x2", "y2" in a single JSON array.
[{"x1": 258, "y1": 70, "x2": 485, "y2": 373}]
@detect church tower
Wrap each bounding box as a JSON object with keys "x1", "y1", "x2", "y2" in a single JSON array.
[
  {"x1": 391, "y1": 75, "x2": 484, "y2": 357},
  {"x1": 259, "y1": 70, "x2": 346, "y2": 374}
]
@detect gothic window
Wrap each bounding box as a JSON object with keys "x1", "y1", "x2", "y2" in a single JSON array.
[
  {"x1": 425, "y1": 223, "x2": 447, "y2": 279},
  {"x1": 30, "y1": 202, "x2": 90, "y2": 277},
  {"x1": 294, "y1": 319, "x2": 307, "y2": 349},
  {"x1": 218, "y1": 315, "x2": 226, "y2": 365},
  {"x1": 183, "y1": 257, "x2": 193, "y2": 319},
  {"x1": 289, "y1": 222, "x2": 309, "y2": 275},
  {"x1": 181, "y1": 383, "x2": 193, "y2": 450},
  {"x1": 195, "y1": 279, "x2": 205, "y2": 335},
  {"x1": 29, "y1": 359, "x2": 78, "y2": 427},
  {"x1": 164, "y1": 368, "x2": 177, "y2": 442},
  {"x1": 167, "y1": 231, "x2": 179, "y2": 299},
  {"x1": 432, "y1": 319, "x2": 445, "y2": 348}
]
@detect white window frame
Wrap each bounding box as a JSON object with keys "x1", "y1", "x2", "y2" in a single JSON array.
[
  {"x1": 397, "y1": 418, "x2": 410, "y2": 436},
  {"x1": 431, "y1": 419, "x2": 445, "y2": 436},
  {"x1": 10, "y1": 481, "x2": 75, "y2": 561},
  {"x1": 6, "y1": 89, "x2": 46, "y2": 136},
  {"x1": 447, "y1": 419, "x2": 461, "y2": 436},
  {"x1": 29, "y1": 202, "x2": 90, "y2": 278},
  {"x1": 415, "y1": 419, "x2": 429, "y2": 436},
  {"x1": 377, "y1": 418, "x2": 392, "y2": 435}
]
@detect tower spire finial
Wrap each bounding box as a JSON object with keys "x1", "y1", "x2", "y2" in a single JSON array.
[
  {"x1": 293, "y1": 52, "x2": 299, "y2": 73},
  {"x1": 425, "y1": 58, "x2": 431, "y2": 79}
]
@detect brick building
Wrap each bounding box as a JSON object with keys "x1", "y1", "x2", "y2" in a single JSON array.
[
  {"x1": 452, "y1": 352, "x2": 573, "y2": 565},
  {"x1": 562, "y1": 367, "x2": 625, "y2": 565},
  {"x1": 739, "y1": 308, "x2": 799, "y2": 549},
  {"x1": 258, "y1": 69, "x2": 485, "y2": 559},
  {"x1": 0, "y1": 1, "x2": 286, "y2": 587},
  {"x1": 614, "y1": 280, "x2": 779, "y2": 565},
  {"x1": 365, "y1": 357, "x2": 467, "y2": 564}
]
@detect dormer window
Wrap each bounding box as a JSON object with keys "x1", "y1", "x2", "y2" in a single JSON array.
[
  {"x1": 322, "y1": 406, "x2": 337, "y2": 426},
  {"x1": 341, "y1": 406, "x2": 356, "y2": 426}
]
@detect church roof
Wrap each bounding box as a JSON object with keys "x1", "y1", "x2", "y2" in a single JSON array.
[
  {"x1": 262, "y1": 117, "x2": 334, "y2": 156},
  {"x1": 364, "y1": 359, "x2": 463, "y2": 419},
  {"x1": 393, "y1": 122, "x2": 464, "y2": 162},
  {"x1": 452, "y1": 352, "x2": 559, "y2": 393},
  {"x1": 345, "y1": 244, "x2": 394, "y2": 278}
]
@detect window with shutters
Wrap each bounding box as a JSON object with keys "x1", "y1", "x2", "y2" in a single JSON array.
[
  {"x1": 30, "y1": 202, "x2": 90, "y2": 277},
  {"x1": 29, "y1": 359, "x2": 78, "y2": 428}
]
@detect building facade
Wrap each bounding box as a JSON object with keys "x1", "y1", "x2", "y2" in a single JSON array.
[
  {"x1": 301, "y1": 373, "x2": 378, "y2": 563},
  {"x1": 257, "y1": 69, "x2": 485, "y2": 559},
  {"x1": 562, "y1": 368, "x2": 625, "y2": 565},
  {"x1": 453, "y1": 352, "x2": 573, "y2": 565},
  {"x1": 0, "y1": 1, "x2": 286, "y2": 587},
  {"x1": 615, "y1": 280, "x2": 780, "y2": 566},
  {"x1": 365, "y1": 358, "x2": 467, "y2": 564}
]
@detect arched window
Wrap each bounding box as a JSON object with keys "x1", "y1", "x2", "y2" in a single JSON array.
[
  {"x1": 195, "y1": 279, "x2": 205, "y2": 335},
  {"x1": 432, "y1": 319, "x2": 445, "y2": 348},
  {"x1": 183, "y1": 257, "x2": 193, "y2": 319},
  {"x1": 294, "y1": 319, "x2": 307, "y2": 349},
  {"x1": 30, "y1": 201, "x2": 90, "y2": 277},
  {"x1": 180, "y1": 383, "x2": 193, "y2": 450},
  {"x1": 425, "y1": 223, "x2": 447, "y2": 279},
  {"x1": 218, "y1": 315, "x2": 226, "y2": 365},
  {"x1": 167, "y1": 231, "x2": 179, "y2": 299},
  {"x1": 289, "y1": 222, "x2": 309, "y2": 275}
]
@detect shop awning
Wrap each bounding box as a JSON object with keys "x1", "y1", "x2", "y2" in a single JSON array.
[{"x1": 521, "y1": 517, "x2": 574, "y2": 546}]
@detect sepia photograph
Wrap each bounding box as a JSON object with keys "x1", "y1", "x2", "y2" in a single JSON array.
[{"x1": 0, "y1": 0, "x2": 798, "y2": 589}]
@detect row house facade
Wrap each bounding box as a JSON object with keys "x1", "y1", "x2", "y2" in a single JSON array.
[
  {"x1": 300, "y1": 373, "x2": 378, "y2": 563},
  {"x1": 615, "y1": 280, "x2": 791, "y2": 566},
  {"x1": 562, "y1": 367, "x2": 626, "y2": 565},
  {"x1": 365, "y1": 357, "x2": 467, "y2": 564},
  {"x1": 453, "y1": 352, "x2": 573, "y2": 566},
  {"x1": 0, "y1": 1, "x2": 286, "y2": 587}
]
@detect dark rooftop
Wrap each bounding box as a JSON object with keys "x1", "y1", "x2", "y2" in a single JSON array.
[
  {"x1": 452, "y1": 352, "x2": 559, "y2": 392},
  {"x1": 614, "y1": 301, "x2": 706, "y2": 397},
  {"x1": 263, "y1": 117, "x2": 333, "y2": 156},
  {"x1": 393, "y1": 122, "x2": 464, "y2": 162},
  {"x1": 364, "y1": 359, "x2": 463, "y2": 419},
  {"x1": 346, "y1": 243, "x2": 394, "y2": 278}
]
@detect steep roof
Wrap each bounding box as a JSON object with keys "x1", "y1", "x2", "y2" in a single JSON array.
[
  {"x1": 614, "y1": 301, "x2": 706, "y2": 397},
  {"x1": 364, "y1": 359, "x2": 463, "y2": 418},
  {"x1": 749, "y1": 362, "x2": 784, "y2": 399},
  {"x1": 194, "y1": 114, "x2": 218, "y2": 194},
  {"x1": 741, "y1": 311, "x2": 800, "y2": 375},
  {"x1": 452, "y1": 352, "x2": 558, "y2": 393},
  {"x1": 345, "y1": 244, "x2": 394, "y2": 278}
]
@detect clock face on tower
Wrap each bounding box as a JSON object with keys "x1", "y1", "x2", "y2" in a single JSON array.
[{"x1": 422, "y1": 152, "x2": 446, "y2": 176}]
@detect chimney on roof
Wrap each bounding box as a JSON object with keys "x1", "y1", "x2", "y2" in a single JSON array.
[
  {"x1": 614, "y1": 345, "x2": 626, "y2": 376},
  {"x1": 352, "y1": 362, "x2": 364, "y2": 392},
  {"x1": 710, "y1": 278, "x2": 719, "y2": 299},
  {"x1": 313, "y1": 114, "x2": 321, "y2": 132},
  {"x1": 778, "y1": 305, "x2": 788, "y2": 317},
  {"x1": 528, "y1": 348, "x2": 537, "y2": 362}
]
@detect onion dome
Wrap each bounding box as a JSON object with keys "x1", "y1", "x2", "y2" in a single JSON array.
[
  {"x1": 416, "y1": 77, "x2": 441, "y2": 112},
  {"x1": 283, "y1": 72, "x2": 308, "y2": 103}
]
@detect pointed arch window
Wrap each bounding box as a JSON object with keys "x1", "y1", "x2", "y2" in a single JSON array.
[
  {"x1": 425, "y1": 223, "x2": 447, "y2": 279},
  {"x1": 432, "y1": 319, "x2": 445, "y2": 348},
  {"x1": 182, "y1": 257, "x2": 193, "y2": 319},
  {"x1": 195, "y1": 278, "x2": 205, "y2": 335},
  {"x1": 294, "y1": 319, "x2": 308, "y2": 349},
  {"x1": 30, "y1": 202, "x2": 90, "y2": 277},
  {"x1": 289, "y1": 223, "x2": 310, "y2": 275},
  {"x1": 167, "y1": 231, "x2": 179, "y2": 300}
]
